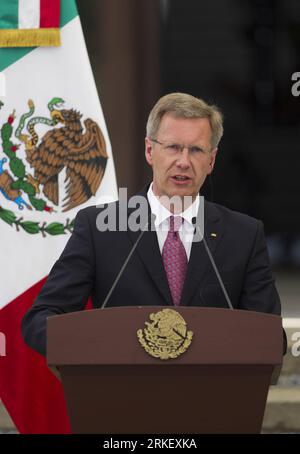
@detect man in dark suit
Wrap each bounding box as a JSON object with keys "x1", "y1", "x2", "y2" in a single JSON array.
[{"x1": 22, "y1": 92, "x2": 284, "y2": 356}]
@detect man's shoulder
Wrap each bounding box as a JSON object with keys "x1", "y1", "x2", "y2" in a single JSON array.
[
  {"x1": 205, "y1": 200, "x2": 261, "y2": 231},
  {"x1": 76, "y1": 201, "x2": 120, "y2": 218},
  {"x1": 74, "y1": 201, "x2": 125, "y2": 235}
]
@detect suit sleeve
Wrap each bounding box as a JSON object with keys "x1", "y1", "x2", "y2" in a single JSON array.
[
  {"x1": 239, "y1": 220, "x2": 280, "y2": 314},
  {"x1": 239, "y1": 220, "x2": 287, "y2": 354},
  {"x1": 22, "y1": 209, "x2": 95, "y2": 356}
]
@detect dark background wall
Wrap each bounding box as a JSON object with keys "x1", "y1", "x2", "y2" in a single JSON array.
[
  {"x1": 77, "y1": 0, "x2": 161, "y2": 196},
  {"x1": 162, "y1": 0, "x2": 300, "y2": 232},
  {"x1": 77, "y1": 0, "x2": 300, "y2": 266}
]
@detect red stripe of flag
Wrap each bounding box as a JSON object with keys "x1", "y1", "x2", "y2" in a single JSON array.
[
  {"x1": 0, "y1": 275, "x2": 92, "y2": 433},
  {"x1": 0, "y1": 277, "x2": 71, "y2": 434},
  {"x1": 40, "y1": 0, "x2": 60, "y2": 28}
]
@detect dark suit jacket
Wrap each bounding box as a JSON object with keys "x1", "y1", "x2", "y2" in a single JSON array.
[{"x1": 22, "y1": 188, "x2": 285, "y2": 356}]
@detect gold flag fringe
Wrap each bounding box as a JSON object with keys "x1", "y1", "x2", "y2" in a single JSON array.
[{"x1": 0, "y1": 28, "x2": 61, "y2": 48}]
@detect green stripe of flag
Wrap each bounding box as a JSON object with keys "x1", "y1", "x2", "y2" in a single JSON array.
[
  {"x1": 0, "y1": 0, "x2": 78, "y2": 72},
  {"x1": 0, "y1": 0, "x2": 19, "y2": 29}
]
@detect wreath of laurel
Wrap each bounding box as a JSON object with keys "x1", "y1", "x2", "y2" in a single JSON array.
[{"x1": 0, "y1": 206, "x2": 74, "y2": 236}]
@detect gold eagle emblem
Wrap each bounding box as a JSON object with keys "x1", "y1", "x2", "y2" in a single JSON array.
[
  {"x1": 25, "y1": 109, "x2": 108, "y2": 212},
  {"x1": 137, "y1": 309, "x2": 193, "y2": 360}
]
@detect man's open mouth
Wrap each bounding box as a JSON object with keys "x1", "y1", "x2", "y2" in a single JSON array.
[{"x1": 171, "y1": 175, "x2": 191, "y2": 181}]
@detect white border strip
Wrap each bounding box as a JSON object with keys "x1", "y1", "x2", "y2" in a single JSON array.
[
  {"x1": 283, "y1": 318, "x2": 300, "y2": 329},
  {"x1": 0, "y1": 73, "x2": 5, "y2": 97},
  {"x1": 18, "y1": 0, "x2": 40, "y2": 30}
]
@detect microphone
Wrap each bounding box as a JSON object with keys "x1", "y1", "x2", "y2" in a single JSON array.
[
  {"x1": 100, "y1": 214, "x2": 155, "y2": 309},
  {"x1": 193, "y1": 204, "x2": 234, "y2": 310}
]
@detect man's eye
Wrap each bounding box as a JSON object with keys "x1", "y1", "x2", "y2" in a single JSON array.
[
  {"x1": 190, "y1": 147, "x2": 203, "y2": 153},
  {"x1": 167, "y1": 144, "x2": 181, "y2": 152}
]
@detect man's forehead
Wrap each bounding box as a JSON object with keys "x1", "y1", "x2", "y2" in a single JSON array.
[{"x1": 158, "y1": 113, "x2": 212, "y2": 140}]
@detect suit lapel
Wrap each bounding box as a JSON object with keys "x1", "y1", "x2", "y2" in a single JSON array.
[
  {"x1": 180, "y1": 201, "x2": 223, "y2": 306},
  {"x1": 126, "y1": 193, "x2": 172, "y2": 305}
]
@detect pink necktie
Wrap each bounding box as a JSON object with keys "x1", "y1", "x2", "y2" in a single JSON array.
[{"x1": 162, "y1": 216, "x2": 188, "y2": 306}]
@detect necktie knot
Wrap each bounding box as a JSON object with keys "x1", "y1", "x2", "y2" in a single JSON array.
[{"x1": 169, "y1": 216, "x2": 183, "y2": 233}]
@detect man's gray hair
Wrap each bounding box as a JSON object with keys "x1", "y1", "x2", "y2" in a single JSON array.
[{"x1": 146, "y1": 92, "x2": 224, "y2": 149}]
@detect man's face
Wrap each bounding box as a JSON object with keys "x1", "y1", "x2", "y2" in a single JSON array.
[{"x1": 145, "y1": 113, "x2": 217, "y2": 200}]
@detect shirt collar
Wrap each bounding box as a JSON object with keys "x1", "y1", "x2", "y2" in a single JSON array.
[{"x1": 147, "y1": 182, "x2": 199, "y2": 228}]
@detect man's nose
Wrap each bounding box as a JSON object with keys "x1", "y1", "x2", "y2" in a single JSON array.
[{"x1": 176, "y1": 147, "x2": 191, "y2": 168}]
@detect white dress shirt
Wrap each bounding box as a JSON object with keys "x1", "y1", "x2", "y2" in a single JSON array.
[{"x1": 147, "y1": 183, "x2": 199, "y2": 260}]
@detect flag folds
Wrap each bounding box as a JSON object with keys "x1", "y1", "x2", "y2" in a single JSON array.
[{"x1": 0, "y1": 0, "x2": 117, "y2": 433}]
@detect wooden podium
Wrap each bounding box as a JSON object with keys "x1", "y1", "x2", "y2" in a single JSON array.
[{"x1": 47, "y1": 307, "x2": 283, "y2": 434}]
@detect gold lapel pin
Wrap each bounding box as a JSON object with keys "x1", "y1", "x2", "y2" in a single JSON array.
[{"x1": 211, "y1": 233, "x2": 217, "y2": 237}]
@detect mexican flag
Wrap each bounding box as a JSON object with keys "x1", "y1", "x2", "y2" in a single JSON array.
[{"x1": 0, "y1": 0, "x2": 117, "y2": 433}]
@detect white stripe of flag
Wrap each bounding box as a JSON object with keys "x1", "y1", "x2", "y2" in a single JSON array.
[
  {"x1": 18, "y1": 0, "x2": 40, "y2": 30},
  {"x1": 0, "y1": 72, "x2": 5, "y2": 96}
]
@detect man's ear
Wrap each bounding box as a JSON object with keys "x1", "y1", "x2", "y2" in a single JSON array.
[
  {"x1": 145, "y1": 137, "x2": 153, "y2": 166},
  {"x1": 208, "y1": 148, "x2": 218, "y2": 174}
]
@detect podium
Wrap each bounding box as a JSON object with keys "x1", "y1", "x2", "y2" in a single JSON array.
[{"x1": 47, "y1": 307, "x2": 283, "y2": 434}]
